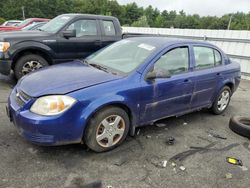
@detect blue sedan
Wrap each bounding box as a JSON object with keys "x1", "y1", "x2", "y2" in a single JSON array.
[{"x1": 7, "y1": 37, "x2": 241, "y2": 152}]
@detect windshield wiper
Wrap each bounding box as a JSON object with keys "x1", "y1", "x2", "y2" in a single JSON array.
[{"x1": 89, "y1": 63, "x2": 109, "y2": 73}]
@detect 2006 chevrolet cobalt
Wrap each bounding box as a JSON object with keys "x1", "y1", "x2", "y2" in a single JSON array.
[{"x1": 7, "y1": 37, "x2": 241, "y2": 152}]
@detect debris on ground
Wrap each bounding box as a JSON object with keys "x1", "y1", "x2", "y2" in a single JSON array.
[
  {"x1": 239, "y1": 166, "x2": 248, "y2": 171},
  {"x1": 155, "y1": 123, "x2": 167, "y2": 128},
  {"x1": 225, "y1": 173, "x2": 233, "y2": 179},
  {"x1": 171, "y1": 162, "x2": 176, "y2": 167},
  {"x1": 167, "y1": 137, "x2": 175, "y2": 145},
  {"x1": 114, "y1": 157, "x2": 128, "y2": 166},
  {"x1": 183, "y1": 122, "x2": 188, "y2": 125},
  {"x1": 146, "y1": 135, "x2": 152, "y2": 139},
  {"x1": 136, "y1": 129, "x2": 140, "y2": 136},
  {"x1": 226, "y1": 157, "x2": 243, "y2": 166},
  {"x1": 27, "y1": 147, "x2": 38, "y2": 154},
  {"x1": 207, "y1": 130, "x2": 227, "y2": 140},
  {"x1": 179, "y1": 166, "x2": 186, "y2": 171},
  {"x1": 83, "y1": 181, "x2": 102, "y2": 188},
  {"x1": 169, "y1": 143, "x2": 239, "y2": 163},
  {"x1": 162, "y1": 160, "x2": 168, "y2": 168}
]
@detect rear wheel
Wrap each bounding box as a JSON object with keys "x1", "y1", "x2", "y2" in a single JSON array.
[
  {"x1": 211, "y1": 86, "x2": 231, "y2": 114},
  {"x1": 14, "y1": 54, "x2": 49, "y2": 79},
  {"x1": 84, "y1": 107, "x2": 130, "y2": 152}
]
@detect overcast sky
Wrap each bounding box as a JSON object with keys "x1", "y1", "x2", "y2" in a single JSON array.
[{"x1": 117, "y1": 0, "x2": 250, "y2": 16}]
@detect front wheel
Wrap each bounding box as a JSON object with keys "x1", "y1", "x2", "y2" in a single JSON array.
[
  {"x1": 84, "y1": 107, "x2": 130, "y2": 152},
  {"x1": 14, "y1": 54, "x2": 49, "y2": 79},
  {"x1": 211, "y1": 86, "x2": 231, "y2": 115}
]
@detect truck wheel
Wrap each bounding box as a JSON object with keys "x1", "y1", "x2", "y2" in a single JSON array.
[
  {"x1": 14, "y1": 54, "x2": 49, "y2": 79},
  {"x1": 211, "y1": 86, "x2": 231, "y2": 115},
  {"x1": 84, "y1": 107, "x2": 130, "y2": 152}
]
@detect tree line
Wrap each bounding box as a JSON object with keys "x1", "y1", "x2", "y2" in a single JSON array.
[{"x1": 0, "y1": 0, "x2": 250, "y2": 30}]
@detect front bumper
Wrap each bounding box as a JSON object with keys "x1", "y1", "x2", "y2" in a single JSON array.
[
  {"x1": 8, "y1": 88, "x2": 87, "y2": 145},
  {"x1": 0, "y1": 59, "x2": 12, "y2": 75}
]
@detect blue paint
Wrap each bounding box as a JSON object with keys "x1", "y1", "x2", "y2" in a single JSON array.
[{"x1": 8, "y1": 37, "x2": 241, "y2": 145}]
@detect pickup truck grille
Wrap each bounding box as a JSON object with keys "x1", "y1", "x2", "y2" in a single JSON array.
[{"x1": 15, "y1": 89, "x2": 31, "y2": 107}]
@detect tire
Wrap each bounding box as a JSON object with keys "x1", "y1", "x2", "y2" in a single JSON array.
[
  {"x1": 229, "y1": 116, "x2": 250, "y2": 138},
  {"x1": 14, "y1": 54, "x2": 49, "y2": 79},
  {"x1": 211, "y1": 86, "x2": 231, "y2": 115},
  {"x1": 84, "y1": 107, "x2": 130, "y2": 152}
]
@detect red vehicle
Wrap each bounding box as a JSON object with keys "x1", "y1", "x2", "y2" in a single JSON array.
[{"x1": 0, "y1": 18, "x2": 49, "y2": 32}]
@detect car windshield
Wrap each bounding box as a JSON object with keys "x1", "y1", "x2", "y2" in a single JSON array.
[
  {"x1": 22, "y1": 23, "x2": 36, "y2": 31},
  {"x1": 17, "y1": 19, "x2": 32, "y2": 27},
  {"x1": 39, "y1": 15, "x2": 73, "y2": 33},
  {"x1": 86, "y1": 39, "x2": 156, "y2": 74}
]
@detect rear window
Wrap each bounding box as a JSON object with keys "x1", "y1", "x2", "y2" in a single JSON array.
[{"x1": 102, "y1": 20, "x2": 116, "y2": 36}]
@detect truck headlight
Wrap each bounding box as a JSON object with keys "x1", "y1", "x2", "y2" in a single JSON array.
[
  {"x1": 0, "y1": 42, "x2": 10, "y2": 52},
  {"x1": 30, "y1": 95, "x2": 76, "y2": 116}
]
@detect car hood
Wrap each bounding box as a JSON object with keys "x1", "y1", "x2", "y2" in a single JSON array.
[
  {"x1": 0, "y1": 31, "x2": 51, "y2": 40},
  {"x1": 17, "y1": 61, "x2": 122, "y2": 97}
]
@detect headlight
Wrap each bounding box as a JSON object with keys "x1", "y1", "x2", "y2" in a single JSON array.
[
  {"x1": 30, "y1": 95, "x2": 76, "y2": 116},
  {"x1": 0, "y1": 42, "x2": 10, "y2": 52}
]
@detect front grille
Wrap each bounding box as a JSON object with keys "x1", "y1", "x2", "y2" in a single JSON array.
[{"x1": 15, "y1": 89, "x2": 31, "y2": 107}]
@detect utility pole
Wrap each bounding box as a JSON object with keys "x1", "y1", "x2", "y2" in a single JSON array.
[
  {"x1": 227, "y1": 15, "x2": 233, "y2": 30},
  {"x1": 22, "y1": 6, "x2": 25, "y2": 20}
]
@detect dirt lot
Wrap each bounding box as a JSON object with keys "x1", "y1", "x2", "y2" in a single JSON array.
[{"x1": 0, "y1": 73, "x2": 250, "y2": 188}]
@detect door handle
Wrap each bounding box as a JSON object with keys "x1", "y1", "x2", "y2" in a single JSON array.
[{"x1": 183, "y1": 79, "x2": 191, "y2": 83}]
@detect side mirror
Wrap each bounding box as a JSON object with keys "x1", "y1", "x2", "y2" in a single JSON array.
[
  {"x1": 145, "y1": 69, "x2": 171, "y2": 80},
  {"x1": 145, "y1": 71, "x2": 157, "y2": 80},
  {"x1": 62, "y1": 29, "x2": 76, "y2": 38}
]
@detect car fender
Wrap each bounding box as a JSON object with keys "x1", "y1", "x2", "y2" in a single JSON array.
[
  {"x1": 9, "y1": 41, "x2": 54, "y2": 60},
  {"x1": 79, "y1": 94, "x2": 139, "y2": 137},
  {"x1": 212, "y1": 77, "x2": 235, "y2": 102}
]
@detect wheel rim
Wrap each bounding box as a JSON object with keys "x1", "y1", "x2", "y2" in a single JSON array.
[
  {"x1": 217, "y1": 90, "x2": 230, "y2": 111},
  {"x1": 22, "y1": 61, "x2": 43, "y2": 75},
  {"x1": 96, "y1": 115, "x2": 126, "y2": 148}
]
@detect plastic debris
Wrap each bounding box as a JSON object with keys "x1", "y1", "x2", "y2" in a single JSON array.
[
  {"x1": 146, "y1": 135, "x2": 152, "y2": 139},
  {"x1": 162, "y1": 160, "x2": 168, "y2": 168},
  {"x1": 155, "y1": 123, "x2": 167, "y2": 128},
  {"x1": 136, "y1": 129, "x2": 140, "y2": 136},
  {"x1": 83, "y1": 181, "x2": 102, "y2": 188},
  {"x1": 226, "y1": 157, "x2": 243, "y2": 166},
  {"x1": 183, "y1": 122, "x2": 188, "y2": 125},
  {"x1": 27, "y1": 148, "x2": 38, "y2": 154},
  {"x1": 239, "y1": 166, "x2": 248, "y2": 171},
  {"x1": 179, "y1": 166, "x2": 186, "y2": 171},
  {"x1": 171, "y1": 162, "x2": 176, "y2": 167},
  {"x1": 207, "y1": 131, "x2": 227, "y2": 140},
  {"x1": 225, "y1": 173, "x2": 233, "y2": 179},
  {"x1": 167, "y1": 137, "x2": 175, "y2": 145}
]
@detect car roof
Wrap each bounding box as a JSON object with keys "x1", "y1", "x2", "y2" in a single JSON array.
[
  {"x1": 61, "y1": 13, "x2": 117, "y2": 20},
  {"x1": 127, "y1": 37, "x2": 216, "y2": 49}
]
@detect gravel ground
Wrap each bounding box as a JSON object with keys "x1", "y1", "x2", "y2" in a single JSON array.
[{"x1": 0, "y1": 73, "x2": 250, "y2": 188}]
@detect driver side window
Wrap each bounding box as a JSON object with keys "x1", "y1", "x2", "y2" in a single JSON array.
[
  {"x1": 67, "y1": 19, "x2": 97, "y2": 37},
  {"x1": 154, "y1": 47, "x2": 189, "y2": 76}
]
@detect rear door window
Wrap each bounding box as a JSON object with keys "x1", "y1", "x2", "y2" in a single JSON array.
[
  {"x1": 194, "y1": 46, "x2": 222, "y2": 69},
  {"x1": 102, "y1": 20, "x2": 116, "y2": 36}
]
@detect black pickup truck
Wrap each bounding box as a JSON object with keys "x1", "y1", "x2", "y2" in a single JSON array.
[{"x1": 0, "y1": 14, "x2": 123, "y2": 79}]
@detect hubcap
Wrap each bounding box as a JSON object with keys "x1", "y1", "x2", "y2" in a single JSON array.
[
  {"x1": 22, "y1": 61, "x2": 43, "y2": 75},
  {"x1": 96, "y1": 115, "x2": 125, "y2": 148},
  {"x1": 217, "y1": 90, "x2": 230, "y2": 111}
]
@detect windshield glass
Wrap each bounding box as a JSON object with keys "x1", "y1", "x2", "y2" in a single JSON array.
[
  {"x1": 39, "y1": 15, "x2": 73, "y2": 33},
  {"x1": 86, "y1": 39, "x2": 156, "y2": 74},
  {"x1": 17, "y1": 19, "x2": 32, "y2": 27},
  {"x1": 22, "y1": 23, "x2": 36, "y2": 30}
]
